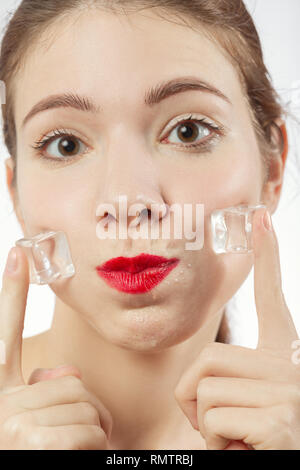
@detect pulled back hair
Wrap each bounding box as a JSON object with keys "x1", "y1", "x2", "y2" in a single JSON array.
[{"x1": 0, "y1": 0, "x2": 285, "y2": 189}]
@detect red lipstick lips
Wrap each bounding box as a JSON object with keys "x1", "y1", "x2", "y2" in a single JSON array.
[{"x1": 96, "y1": 253, "x2": 179, "y2": 294}]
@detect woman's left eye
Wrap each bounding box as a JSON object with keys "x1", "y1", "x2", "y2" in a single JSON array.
[{"x1": 160, "y1": 115, "x2": 223, "y2": 151}]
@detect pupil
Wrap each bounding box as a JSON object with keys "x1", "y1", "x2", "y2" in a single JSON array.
[
  {"x1": 59, "y1": 137, "x2": 77, "y2": 155},
  {"x1": 178, "y1": 123, "x2": 198, "y2": 142}
]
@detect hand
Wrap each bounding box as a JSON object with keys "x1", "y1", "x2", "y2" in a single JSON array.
[
  {"x1": 174, "y1": 207, "x2": 300, "y2": 450},
  {"x1": 0, "y1": 246, "x2": 113, "y2": 450}
]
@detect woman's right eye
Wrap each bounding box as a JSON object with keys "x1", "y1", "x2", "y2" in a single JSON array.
[{"x1": 32, "y1": 130, "x2": 89, "y2": 162}]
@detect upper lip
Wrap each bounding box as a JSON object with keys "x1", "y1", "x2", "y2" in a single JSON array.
[{"x1": 96, "y1": 253, "x2": 179, "y2": 274}]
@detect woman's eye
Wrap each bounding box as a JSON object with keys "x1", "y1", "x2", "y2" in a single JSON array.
[
  {"x1": 45, "y1": 135, "x2": 86, "y2": 158},
  {"x1": 32, "y1": 132, "x2": 88, "y2": 161},
  {"x1": 161, "y1": 117, "x2": 221, "y2": 150}
]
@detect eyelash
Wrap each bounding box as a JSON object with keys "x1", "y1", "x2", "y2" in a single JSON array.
[
  {"x1": 161, "y1": 114, "x2": 224, "y2": 151},
  {"x1": 31, "y1": 114, "x2": 225, "y2": 165},
  {"x1": 31, "y1": 128, "x2": 87, "y2": 165}
]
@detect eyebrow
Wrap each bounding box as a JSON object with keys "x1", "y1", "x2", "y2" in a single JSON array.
[{"x1": 22, "y1": 76, "x2": 232, "y2": 128}]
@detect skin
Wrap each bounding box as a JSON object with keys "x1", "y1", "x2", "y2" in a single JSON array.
[{"x1": 1, "y1": 8, "x2": 298, "y2": 449}]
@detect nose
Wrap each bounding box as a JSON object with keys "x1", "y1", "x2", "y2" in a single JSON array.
[
  {"x1": 95, "y1": 141, "x2": 168, "y2": 233},
  {"x1": 96, "y1": 194, "x2": 168, "y2": 229}
]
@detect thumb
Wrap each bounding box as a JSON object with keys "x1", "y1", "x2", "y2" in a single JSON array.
[{"x1": 28, "y1": 364, "x2": 82, "y2": 385}]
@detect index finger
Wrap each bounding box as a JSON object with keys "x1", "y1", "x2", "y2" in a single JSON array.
[
  {"x1": 0, "y1": 246, "x2": 29, "y2": 388},
  {"x1": 253, "y1": 207, "x2": 298, "y2": 351}
]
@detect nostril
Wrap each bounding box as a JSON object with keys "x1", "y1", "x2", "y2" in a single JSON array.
[
  {"x1": 140, "y1": 208, "x2": 151, "y2": 220},
  {"x1": 130, "y1": 208, "x2": 150, "y2": 228},
  {"x1": 101, "y1": 212, "x2": 116, "y2": 227}
]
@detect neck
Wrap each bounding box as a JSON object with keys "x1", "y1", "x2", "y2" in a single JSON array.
[{"x1": 44, "y1": 297, "x2": 225, "y2": 449}]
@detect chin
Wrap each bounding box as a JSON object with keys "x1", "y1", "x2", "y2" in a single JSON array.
[{"x1": 91, "y1": 308, "x2": 200, "y2": 353}]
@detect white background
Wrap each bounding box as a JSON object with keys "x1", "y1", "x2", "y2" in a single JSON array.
[{"x1": 0, "y1": 0, "x2": 299, "y2": 344}]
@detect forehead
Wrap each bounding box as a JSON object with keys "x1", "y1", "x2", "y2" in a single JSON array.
[{"x1": 14, "y1": 8, "x2": 242, "y2": 129}]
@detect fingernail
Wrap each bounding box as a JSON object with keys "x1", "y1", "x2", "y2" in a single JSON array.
[
  {"x1": 4, "y1": 247, "x2": 18, "y2": 275},
  {"x1": 263, "y1": 210, "x2": 273, "y2": 231}
]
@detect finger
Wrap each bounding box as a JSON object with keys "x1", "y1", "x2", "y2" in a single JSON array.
[
  {"x1": 203, "y1": 404, "x2": 293, "y2": 450},
  {"x1": 196, "y1": 376, "x2": 299, "y2": 439},
  {"x1": 252, "y1": 208, "x2": 298, "y2": 350},
  {"x1": 11, "y1": 375, "x2": 113, "y2": 440},
  {"x1": 174, "y1": 342, "x2": 296, "y2": 430},
  {"x1": 202, "y1": 406, "x2": 266, "y2": 450},
  {"x1": 174, "y1": 342, "x2": 298, "y2": 430},
  {"x1": 26, "y1": 402, "x2": 101, "y2": 427},
  {"x1": 34, "y1": 424, "x2": 109, "y2": 450},
  {"x1": 28, "y1": 365, "x2": 82, "y2": 385},
  {"x1": 0, "y1": 247, "x2": 29, "y2": 388}
]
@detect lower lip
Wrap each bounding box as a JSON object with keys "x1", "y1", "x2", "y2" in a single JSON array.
[{"x1": 96, "y1": 260, "x2": 179, "y2": 294}]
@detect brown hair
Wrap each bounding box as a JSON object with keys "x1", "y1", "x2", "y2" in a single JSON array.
[{"x1": 0, "y1": 0, "x2": 285, "y2": 188}]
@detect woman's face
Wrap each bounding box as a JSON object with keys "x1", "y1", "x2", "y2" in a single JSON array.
[{"x1": 11, "y1": 8, "x2": 271, "y2": 350}]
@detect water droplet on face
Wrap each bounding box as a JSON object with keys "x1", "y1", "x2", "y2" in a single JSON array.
[
  {"x1": 152, "y1": 289, "x2": 157, "y2": 299},
  {"x1": 179, "y1": 270, "x2": 184, "y2": 275},
  {"x1": 175, "y1": 278, "x2": 178, "y2": 282},
  {"x1": 187, "y1": 263, "x2": 192, "y2": 268}
]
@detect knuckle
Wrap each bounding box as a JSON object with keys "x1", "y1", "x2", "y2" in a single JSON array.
[
  {"x1": 3, "y1": 414, "x2": 26, "y2": 439},
  {"x1": 173, "y1": 384, "x2": 183, "y2": 402},
  {"x1": 277, "y1": 404, "x2": 295, "y2": 428},
  {"x1": 4, "y1": 418, "x2": 53, "y2": 450},
  {"x1": 68, "y1": 426, "x2": 106, "y2": 450},
  {"x1": 90, "y1": 425, "x2": 107, "y2": 448},
  {"x1": 3, "y1": 415, "x2": 61, "y2": 450},
  {"x1": 197, "y1": 377, "x2": 214, "y2": 400},
  {"x1": 64, "y1": 374, "x2": 82, "y2": 387},
  {"x1": 28, "y1": 430, "x2": 49, "y2": 450},
  {"x1": 265, "y1": 410, "x2": 277, "y2": 431},
  {"x1": 174, "y1": 381, "x2": 189, "y2": 405},
  {"x1": 58, "y1": 436, "x2": 79, "y2": 451},
  {"x1": 63, "y1": 375, "x2": 85, "y2": 396},
  {"x1": 91, "y1": 424, "x2": 105, "y2": 439},
  {"x1": 265, "y1": 406, "x2": 286, "y2": 434},
  {"x1": 280, "y1": 424, "x2": 294, "y2": 447},
  {"x1": 203, "y1": 407, "x2": 216, "y2": 434},
  {"x1": 174, "y1": 376, "x2": 188, "y2": 402},
  {"x1": 199, "y1": 343, "x2": 218, "y2": 368},
  {"x1": 65, "y1": 438, "x2": 82, "y2": 451},
  {"x1": 174, "y1": 344, "x2": 219, "y2": 404},
  {"x1": 29, "y1": 428, "x2": 58, "y2": 450},
  {"x1": 264, "y1": 405, "x2": 295, "y2": 449},
  {"x1": 80, "y1": 402, "x2": 100, "y2": 425}
]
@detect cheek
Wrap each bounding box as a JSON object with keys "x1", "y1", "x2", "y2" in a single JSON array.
[
  {"x1": 161, "y1": 148, "x2": 263, "y2": 214},
  {"x1": 17, "y1": 166, "x2": 97, "y2": 236},
  {"x1": 159, "y1": 146, "x2": 263, "y2": 264}
]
